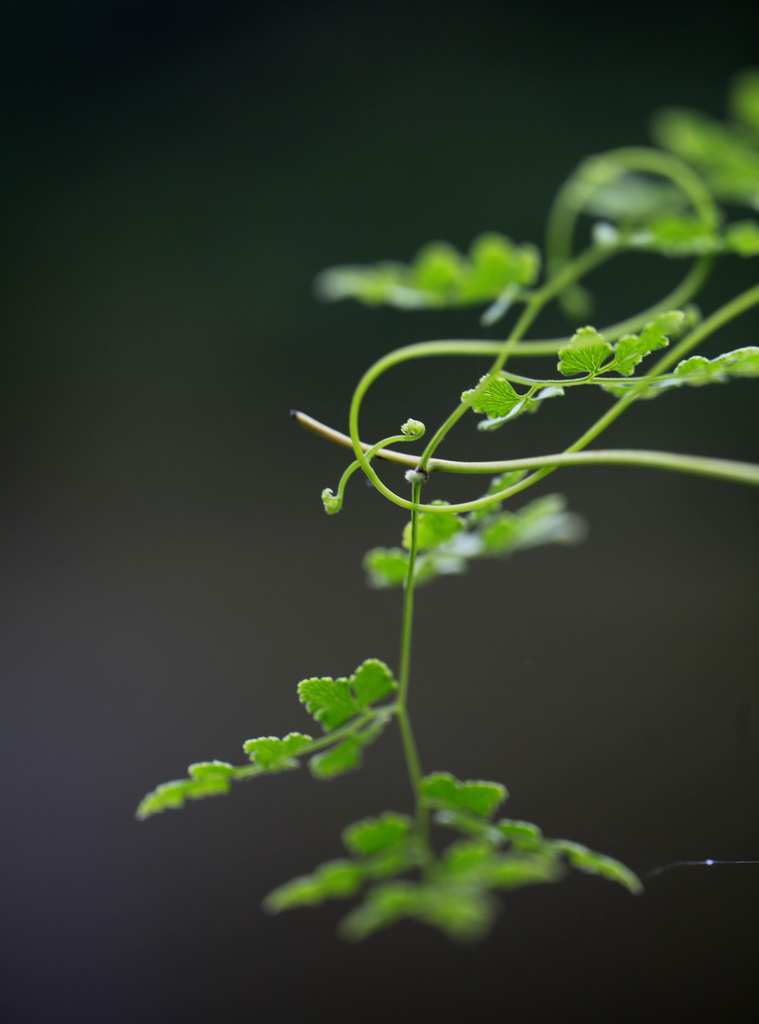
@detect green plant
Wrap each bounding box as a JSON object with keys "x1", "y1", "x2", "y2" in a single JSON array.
[{"x1": 138, "y1": 73, "x2": 759, "y2": 942}]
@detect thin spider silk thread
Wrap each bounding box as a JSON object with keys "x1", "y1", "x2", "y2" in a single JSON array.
[{"x1": 645, "y1": 859, "x2": 759, "y2": 880}]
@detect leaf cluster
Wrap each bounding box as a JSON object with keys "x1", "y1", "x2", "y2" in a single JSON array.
[
  {"x1": 266, "y1": 771, "x2": 641, "y2": 942},
  {"x1": 623, "y1": 214, "x2": 759, "y2": 258},
  {"x1": 297, "y1": 659, "x2": 398, "y2": 778},
  {"x1": 586, "y1": 193, "x2": 759, "y2": 258},
  {"x1": 460, "y1": 310, "x2": 705, "y2": 434},
  {"x1": 135, "y1": 760, "x2": 243, "y2": 819},
  {"x1": 365, "y1": 490, "x2": 585, "y2": 589},
  {"x1": 557, "y1": 311, "x2": 685, "y2": 379},
  {"x1": 600, "y1": 345, "x2": 759, "y2": 398},
  {"x1": 313, "y1": 233, "x2": 540, "y2": 309},
  {"x1": 136, "y1": 660, "x2": 399, "y2": 817},
  {"x1": 264, "y1": 812, "x2": 418, "y2": 913}
]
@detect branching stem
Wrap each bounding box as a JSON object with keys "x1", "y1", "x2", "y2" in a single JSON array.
[{"x1": 332, "y1": 280, "x2": 759, "y2": 513}]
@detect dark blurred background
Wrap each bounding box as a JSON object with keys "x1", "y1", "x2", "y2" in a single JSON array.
[{"x1": 1, "y1": 2, "x2": 758, "y2": 1022}]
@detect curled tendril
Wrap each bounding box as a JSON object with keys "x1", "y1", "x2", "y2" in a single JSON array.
[
  {"x1": 322, "y1": 425, "x2": 428, "y2": 515},
  {"x1": 401, "y1": 418, "x2": 426, "y2": 439},
  {"x1": 322, "y1": 488, "x2": 342, "y2": 515}
]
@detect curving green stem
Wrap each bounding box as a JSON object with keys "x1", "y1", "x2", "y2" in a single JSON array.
[
  {"x1": 459, "y1": 279, "x2": 759, "y2": 510},
  {"x1": 347, "y1": 147, "x2": 720, "y2": 506},
  {"x1": 347, "y1": 243, "x2": 614, "y2": 509},
  {"x1": 546, "y1": 146, "x2": 720, "y2": 265},
  {"x1": 545, "y1": 146, "x2": 718, "y2": 336},
  {"x1": 413, "y1": 246, "x2": 612, "y2": 473},
  {"x1": 337, "y1": 279, "x2": 759, "y2": 514},
  {"x1": 322, "y1": 428, "x2": 424, "y2": 512}
]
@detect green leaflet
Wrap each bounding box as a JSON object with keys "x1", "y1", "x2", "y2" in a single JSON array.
[
  {"x1": 136, "y1": 761, "x2": 239, "y2": 819},
  {"x1": 412, "y1": 242, "x2": 463, "y2": 296},
  {"x1": 243, "y1": 733, "x2": 313, "y2": 770},
  {"x1": 461, "y1": 376, "x2": 565, "y2": 431},
  {"x1": 603, "y1": 309, "x2": 683, "y2": 376},
  {"x1": 402, "y1": 501, "x2": 462, "y2": 551},
  {"x1": 479, "y1": 494, "x2": 585, "y2": 554},
  {"x1": 558, "y1": 326, "x2": 613, "y2": 376},
  {"x1": 264, "y1": 860, "x2": 365, "y2": 912},
  {"x1": 549, "y1": 840, "x2": 643, "y2": 895},
  {"x1": 363, "y1": 547, "x2": 410, "y2": 587},
  {"x1": 497, "y1": 818, "x2": 543, "y2": 843},
  {"x1": 313, "y1": 233, "x2": 541, "y2": 310},
  {"x1": 339, "y1": 879, "x2": 497, "y2": 942},
  {"x1": 674, "y1": 347, "x2": 759, "y2": 383},
  {"x1": 462, "y1": 375, "x2": 528, "y2": 420},
  {"x1": 421, "y1": 771, "x2": 507, "y2": 818},
  {"x1": 364, "y1": 545, "x2": 465, "y2": 588},
  {"x1": 463, "y1": 233, "x2": 539, "y2": 301},
  {"x1": 297, "y1": 658, "x2": 398, "y2": 731},
  {"x1": 265, "y1": 810, "x2": 418, "y2": 916},
  {"x1": 343, "y1": 812, "x2": 413, "y2": 857},
  {"x1": 437, "y1": 840, "x2": 564, "y2": 892},
  {"x1": 309, "y1": 717, "x2": 391, "y2": 779},
  {"x1": 342, "y1": 811, "x2": 419, "y2": 880},
  {"x1": 297, "y1": 678, "x2": 360, "y2": 730},
  {"x1": 601, "y1": 346, "x2": 759, "y2": 398},
  {"x1": 558, "y1": 311, "x2": 686, "y2": 380},
  {"x1": 610, "y1": 327, "x2": 670, "y2": 377},
  {"x1": 309, "y1": 737, "x2": 363, "y2": 779}
]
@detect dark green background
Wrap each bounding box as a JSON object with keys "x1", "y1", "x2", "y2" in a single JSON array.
[{"x1": 2, "y1": 2, "x2": 757, "y2": 1021}]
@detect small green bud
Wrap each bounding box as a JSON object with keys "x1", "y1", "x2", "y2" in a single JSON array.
[
  {"x1": 401, "y1": 418, "x2": 425, "y2": 439},
  {"x1": 321, "y1": 488, "x2": 342, "y2": 515}
]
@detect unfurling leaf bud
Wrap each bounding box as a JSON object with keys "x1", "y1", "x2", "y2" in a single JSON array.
[
  {"x1": 321, "y1": 488, "x2": 342, "y2": 514},
  {"x1": 400, "y1": 418, "x2": 425, "y2": 439}
]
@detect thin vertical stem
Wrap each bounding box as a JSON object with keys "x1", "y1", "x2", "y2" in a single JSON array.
[{"x1": 396, "y1": 480, "x2": 430, "y2": 846}]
